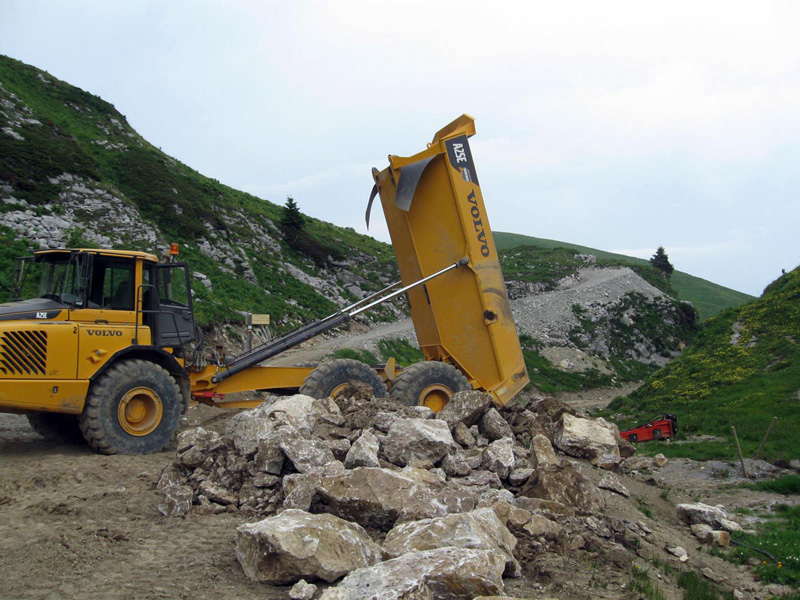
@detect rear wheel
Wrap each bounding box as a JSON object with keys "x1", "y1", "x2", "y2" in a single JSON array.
[
  {"x1": 78, "y1": 359, "x2": 182, "y2": 455},
  {"x1": 27, "y1": 413, "x2": 84, "y2": 444},
  {"x1": 390, "y1": 361, "x2": 470, "y2": 412},
  {"x1": 300, "y1": 358, "x2": 388, "y2": 399}
]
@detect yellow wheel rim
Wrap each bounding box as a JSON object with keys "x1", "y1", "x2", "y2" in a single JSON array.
[
  {"x1": 418, "y1": 384, "x2": 453, "y2": 413},
  {"x1": 329, "y1": 382, "x2": 351, "y2": 399},
  {"x1": 118, "y1": 387, "x2": 163, "y2": 436}
]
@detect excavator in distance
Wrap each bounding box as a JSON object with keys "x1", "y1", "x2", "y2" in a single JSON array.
[{"x1": 0, "y1": 115, "x2": 529, "y2": 454}]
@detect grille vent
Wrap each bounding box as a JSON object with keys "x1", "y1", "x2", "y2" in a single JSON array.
[{"x1": 0, "y1": 330, "x2": 48, "y2": 376}]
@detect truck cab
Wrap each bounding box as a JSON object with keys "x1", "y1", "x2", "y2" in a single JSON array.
[{"x1": 0, "y1": 248, "x2": 195, "y2": 416}]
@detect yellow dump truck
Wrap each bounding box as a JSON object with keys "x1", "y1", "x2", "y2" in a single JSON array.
[{"x1": 0, "y1": 115, "x2": 528, "y2": 454}]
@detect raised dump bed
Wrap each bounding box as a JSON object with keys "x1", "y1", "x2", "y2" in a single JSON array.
[{"x1": 370, "y1": 114, "x2": 529, "y2": 406}]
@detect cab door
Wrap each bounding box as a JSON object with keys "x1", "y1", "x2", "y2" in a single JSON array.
[{"x1": 152, "y1": 263, "x2": 195, "y2": 347}]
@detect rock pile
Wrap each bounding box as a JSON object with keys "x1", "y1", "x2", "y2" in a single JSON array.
[{"x1": 159, "y1": 390, "x2": 665, "y2": 598}]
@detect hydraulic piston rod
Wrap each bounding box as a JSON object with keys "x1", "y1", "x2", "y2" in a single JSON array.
[{"x1": 210, "y1": 257, "x2": 468, "y2": 384}]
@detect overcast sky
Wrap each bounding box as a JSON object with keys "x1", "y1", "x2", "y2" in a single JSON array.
[{"x1": 2, "y1": 1, "x2": 798, "y2": 296}]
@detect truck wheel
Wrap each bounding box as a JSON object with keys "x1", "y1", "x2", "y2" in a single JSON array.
[
  {"x1": 300, "y1": 358, "x2": 388, "y2": 399},
  {"x1": 78, "y1": 359, "x2": 182, "y2": 455},
  {"x1": 390, "y1": 361, "x2": 470, "y2": 412},
  {"x1": 27, "y1": 413, "x2": 84, "y2": 444}
]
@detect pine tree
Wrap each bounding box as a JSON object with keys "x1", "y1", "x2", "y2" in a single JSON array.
[
  {"x1": 649, "y1": 246, "x2": 674, "y2": 279},
  {"x1": 280, "y1": 196, "x2": 305, "y2": 237}
]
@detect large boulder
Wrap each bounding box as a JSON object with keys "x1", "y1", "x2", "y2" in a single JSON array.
[
  {"x1": 553, "y1": 414, "x2": 620, "y2": 463},
  {"x1": 311, "y1": 467, "x2": 478, "y2": 530},
  {"x1": 319, "y1": 547, "x2": 505, "y2": 600},
  {"x1": 518, "y1": 463, "x2": 605, "y2": 515},
  {"x1": 436, "y1": 390, "x2": 493, "y2": 430},
  {"x1": 226, "y1": 395, "x2": 344, "y2": 457},
  {"x1": 383, "y1": 418, "x2": 457, "y2": 467},
  {"x1": 676, "y1": 503, "x2": 742, "y2": 532},
  {"x1": 235, "y1": 509, "x2": 383, "y2": 584},
  {"x1": 382, "y1": 508, "x2": 520, "y2": 577}
]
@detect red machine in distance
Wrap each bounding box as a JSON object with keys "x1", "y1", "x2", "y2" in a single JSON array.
[{"x1": 620, "y1": 413, "x2": 678, "y2": 443}]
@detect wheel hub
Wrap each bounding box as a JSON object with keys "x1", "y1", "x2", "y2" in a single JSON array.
[
  {"x1": 418, "y1": 384, "x2": 452, "y2": 413},
  {"x1": 118, "y1": 387, "x2": 163, "y2": 436}
]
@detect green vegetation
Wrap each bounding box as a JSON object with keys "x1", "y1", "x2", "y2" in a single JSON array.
[
  {"x1": 330, "y1": 339, "x2": 423, "y2": 368},
  {"x1": 606, "y1": 266, "x2": 800, "y2": 462},
  {"x1": 519, "y1": 335, "x2": 615, "y2": 393},
  {"x1": 728, "y1": 504, "x2": 800, "y2": 588},
  {"x1": 0, "y1": 225, "x2": 34, "y2": 301},
  {"x1": 676, "y1": 571, "x2": 734, "y2": 600},
  {"x1": 742, "y1": 474, "x2": 800, "y2": 495},
  {"x1": 629, "y1": 564, "x2": 666, "y2": 600},
  {"x1": 494, "y1": 231, "x2": 754, "y2": 319},
  {"x1": 331, "y1": 348, "x2": 380, "y2": 364},
  {"x1": 376, "y1": 339, "x2": 424, "y2": 367},
  {"x1": 649, "y1": 246, "x2": 674, "y2": 279}
]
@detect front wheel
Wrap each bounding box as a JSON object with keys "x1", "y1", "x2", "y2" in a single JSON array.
[
  {"x1": 390, "y1": 361, "x2": 470, "y2": 412},
  {"x1": 300, "y1": 358, "x2": 388, "y2": 399},
  {"x1": 78, "y1": 359, "x2": 182, "y2": 455}
]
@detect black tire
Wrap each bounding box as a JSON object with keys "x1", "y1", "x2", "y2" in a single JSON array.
[
  {"x1": 390, "y1": 361, "x2": 470, "y2": 412},
  {"x1": 27, "y1": 413, "x2": 84, "y2": 444},
  {"x1": 300, "y1": 358, "x2": 388, "y2": 399},
  {"x1": 78, "y1": 359, "x2": 182, "y2": 455}
]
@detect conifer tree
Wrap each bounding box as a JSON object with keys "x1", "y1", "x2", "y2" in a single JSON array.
[
  {"x1": 281, "y1": 196, "x2": 306, "y2": 237},
  {"x1": 649, "y1": 246, "x2": 674, "y2": 279}
]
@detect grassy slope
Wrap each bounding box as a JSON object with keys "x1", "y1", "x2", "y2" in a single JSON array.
[
  {"x1": 495, "y1": 231, "x2": 754, "y2": 319},
  {"x1": 606, "y1": 266, "x2": 800, "y2": 462},
  {"x1": 0, "y1": 55, "x2": 397, "y2": 327}
]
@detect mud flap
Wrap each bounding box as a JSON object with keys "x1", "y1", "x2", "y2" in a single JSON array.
[{"x1": 366, "y1": 156, "x2": 437, "y2": 228}]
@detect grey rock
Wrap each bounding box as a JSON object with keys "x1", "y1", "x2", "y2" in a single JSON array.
[
  {"x1": 383, "y1": 418, "x2": 457, "y2": 467},
  {"x1": 442, "y1": 450, "x2": 473, "y2": 477},
  {"x1": 280, "y1": 430, "x2": 338, "y2": 473},
  {"x1": 157, "y1": 483, "x2": 193, "y2": 517},
  {"x1": 318, "y1": 547, "x2": 505, "y2": 600},
  {"x1": 508, "y1": 467, "x2": 534, "y2": 487},
  {"x1": 311, "y1": 467, "x2": 478, "y2": 530},
  {"x1": 676, "y1": 503, "x2": 742, "y2": 532},
  {"x1": 529, "y1": 434, "x2": 559, "y2": 468},
  {"x1": 479, "y1": 408, "x2": 513, "y2": 441},
  {"x1": 597, "y1": 472, "x2": 630, "y2": 497},
  {"x1": 481, "y1": 437, "x2": 516, "y2": 480},
  {"x1": 436, "y1": 390, "x2": 493, "y2": 430},
  {"x1": 199, "y1": 481, "x2": 237, "y2": 506},
  {"x1": 235, "y1": 509, "x2": 382, "y2": 584},
  {"x1": 383, "y1": 508, "x2": 520, "y2": 577},
  {"x1": 344, "y1": 430, "x2": 380, "y2": 469},
  {"x1": 523, "y1": 514, "x2": 563, "y2": 540},
  {"x1": 453, "y1": 422, "x2": 476, "y2": 447},
  {"x1": 289, "y1": 580, "x2": 318, "y2": 600},
  {"x1": 553, "y1": 414, "x2": 620, "y2": 463},
  {"x1": 519, "y1": 463, "x2": 605, "y2": 515}
]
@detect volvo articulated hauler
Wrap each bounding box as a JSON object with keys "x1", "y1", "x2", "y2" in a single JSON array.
[{"x1": 0, "y1": 114, "x2": 528, "y2": 454}]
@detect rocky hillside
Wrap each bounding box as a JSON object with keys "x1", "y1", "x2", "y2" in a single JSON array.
[
  {"x1": 609, "y1": 265, "x2": 800, "y2": 462},
  {"x1": 2, "y1": 54, "x2": 701, "y2": 386},
  {"x1": 0, "y1": 55, "x2": 399, "y2": 329}
]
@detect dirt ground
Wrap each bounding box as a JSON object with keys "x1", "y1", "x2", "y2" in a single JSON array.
[{"x1": 1, "y1": 390, "x2": 796, "y2": 600}]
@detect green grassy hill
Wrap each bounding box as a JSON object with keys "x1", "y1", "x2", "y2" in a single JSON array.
[
  {"x1": 495, "y1": 232, "x2": 753, "y2": 319},
  {"x1": 0, "y1": 55, "x2": 398, "y2": 329},
  {"x1": 606, "y1": 266, "x2": 800, "y2": 462}
]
